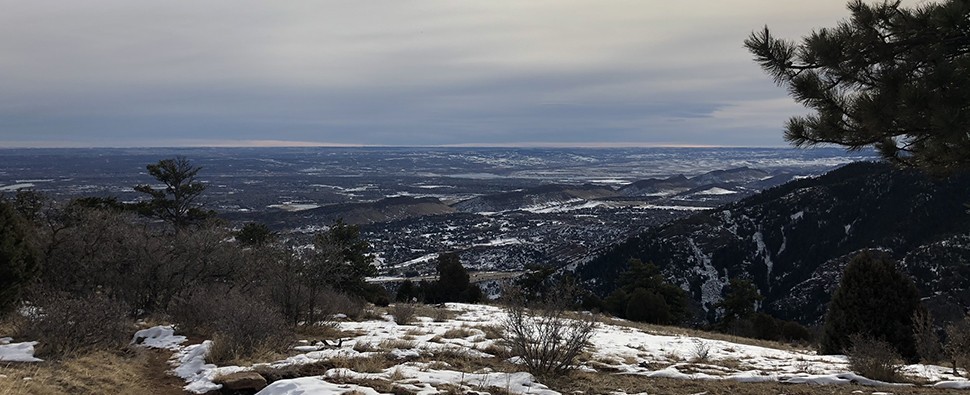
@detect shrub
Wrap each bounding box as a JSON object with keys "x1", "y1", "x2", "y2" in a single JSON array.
[
  {"x1": 26, "y1": 293, "x2": 132, "y2": 359},
  {"x1": 779, "y1": 320, "x2": 813, "y2": 343},
  {"x1": 170, "y1": 288, "x2": 291, "y2": 364},
  {"x1": 0, "y1": 199, "x2": 40, "y2": 315},
  {"x1": 944, "y1": 315, "x2": 970, "y2": 374},
  {"x1": 913, "y1": 309, "x2": 942, "y2": 364},
  {"x1": 846, "y1": 334, "x2": 903, "y2": 382},
  {"x1": 503, "y1": 286, "x2": 596, "y2": 379},
  {"x1": 625, "y1": 288, "x2": 670, "y2": 324},
  {"x1": 390, "y1": 303, "x2": 417, "y2": 325},
  {"x1": 315, "y1": 288, "x2": 366, "y2": 322}
]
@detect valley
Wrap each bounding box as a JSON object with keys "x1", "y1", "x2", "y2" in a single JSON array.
[{"x1": 0, "y1": 147, "x2": 868, "y2": 280}]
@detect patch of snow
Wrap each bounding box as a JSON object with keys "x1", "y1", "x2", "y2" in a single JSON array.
[
  {"x1": 693, "y1": 187, "x2": 738, "y2": 195},
  {"x1": 0, "y1": 338, "x2": 42, "y2": 362},
  {"x1": 131, "y1": 326, "x2": 187, "y2": 350},
  {"x1": 267, "y1": 203, "x2": 320, "y2": 212},
  {"x1": 395, "y1": 253, "x2": 439, "y2": 268},
  {"x1": 635, "y1": 204, "x2": 711, "y2": 211},
  {"x1": 173, "y1": 341, "x2": 246, "y2": 394},
  {"x1": 0, "y1": 183, "x2": 35, "y2": 192},
  {"x1": 256, "y1": 377, "x2": 384, "y2": 395},
  {"x1": 475, "y1": 238, "x2": 523, "y2": 247}
]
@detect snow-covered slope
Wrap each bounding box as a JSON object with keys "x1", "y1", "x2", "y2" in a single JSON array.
[{"x1": 125, "y1": 303, "x2": 968, "y2": 394}]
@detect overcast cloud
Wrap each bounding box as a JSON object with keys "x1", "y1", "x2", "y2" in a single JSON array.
[{"x1": 0, "y1": 1, "x2": 919, "y2": 147}]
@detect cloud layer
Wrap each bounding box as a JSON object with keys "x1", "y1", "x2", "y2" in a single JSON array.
[{"x1": 0, "y1": 1, "x2": 909, "y2": 147}]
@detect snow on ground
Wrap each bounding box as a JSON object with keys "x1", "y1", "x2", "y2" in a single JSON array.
[
  {"x1": 0, "y1": 337, "x2": 41, "y2": 362},
  {"x1": 132, "y1": 303, "x2": 970, "y2": 394},
  {"x1": 131, "y1": 326, "x2": 186, "y2": 350},
  {"x1": 692, "y1": 187, "x2": 738, "y2": 195},
  {"x1": 267, "y1": 203, "x2": 321, "y2": 212}
]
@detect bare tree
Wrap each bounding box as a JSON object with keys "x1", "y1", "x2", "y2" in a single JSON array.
[{"x1": 503, "y1": 284, "x2": 596, "y2": 379}]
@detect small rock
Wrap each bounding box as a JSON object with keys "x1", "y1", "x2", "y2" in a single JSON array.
[{"x1": 214, "y1": 371, "x2": 267, "y2": 391}]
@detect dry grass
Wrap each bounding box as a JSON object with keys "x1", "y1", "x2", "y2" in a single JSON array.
[
  {"x1": 441, "y1": 327, "x2": 478, "y2": 339},
  {"x1": 547, "y1": 370, "x2": 960, "y2": 395},
  {"x1": 378, "y1": 339, "x2": 416, "y2": 350},
  {"x1": 403, "y1": 328, "x2": 428, "y2": 337},
  {"x1": 419, "y1": 348, "x2": 514, "y2": 373},
  {"x1": 329, "y1": 355, "x2": 397, "y2": 373},
  {"x1": 0, "y1": 349, "x2": 184, "y2": 395},
  {"x1": 413, "y1": 305, "x2": 457, "y2": 322},
  {"x1": 475, "y1": 324, "x2": 504, "y2": 340},
  {"x1": 207, "y1": 332, "x2": 290, "y2": 366},
  {"x1": 353, "y1": 341, "x2": 377, "y2": 353},
  {"x1": 0, "y1": 314, "x2": 26, "y2": 339}
]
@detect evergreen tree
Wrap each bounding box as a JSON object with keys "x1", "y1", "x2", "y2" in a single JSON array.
[
  {"x1": 716, "y1": 278, "x2": 763, "y2": 326},
  {"x1": 395, "y1": 280, "x2": 418, "y2": 302},
  {"x1": 431, "y1": 252, "x2": 481, "y2": 303},
  {"x1": 134, "y1": 157, "x2": 211, "y2": 229},
  {"x1": 820, "y1": 250, "x2": 921, "y2": 361},
  {"x1": 0, "y1": 199, "x2": 39, "y2": 314},
  {"x1": 607, "y1": 259, "x2": 688, "y2": 324},
  {"x1": 314, "y1": 219, "x2": 377, "y2": 296},
  {"x1": 236, "y1": 222, "x2": 275, "y2": 247},
  {"x1": 625, "y1": 288, "x2": 671, "y2": 324},
  {"x1": 745, "y1": 0, "x2": 970, "y2": 174}
]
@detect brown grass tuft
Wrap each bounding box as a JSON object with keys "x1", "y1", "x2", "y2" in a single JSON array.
[{"x1": 0, "y1": 349, "x2": 184, "y2": 395}]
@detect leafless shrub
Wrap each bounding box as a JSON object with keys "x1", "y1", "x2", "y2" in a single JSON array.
[
  {"x1": 26, "y1": 293, "x2": 132, "y2": 359},
  {"x1": 847, "y1": 334, "x2": 903, "y2": 382},
  {"x1": 503, "y1": 285, "x2": 596, "y2": 379},
  {"x1": 690, "y1": 340, "x2": 712, "y2": 363},
  {"x1": 945, "y1": 315, "x2": 970, "y2": 375},
  {"x1": 390, "y1": 303, "x2": 417, "y2": 325},
  {"x1": 315, "y1": 288, "x2": 365, "y2": 322},
  {"x1": 171, "y1": 287, "x2": 291, "y2": 365},
  {"x1": 913, "y1": 309, "x2": 942, "y2": 364}
]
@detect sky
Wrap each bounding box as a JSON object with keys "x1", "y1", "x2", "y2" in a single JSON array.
[{"x1": 0, "y1": 1, "x2": 920, "y2": 148}]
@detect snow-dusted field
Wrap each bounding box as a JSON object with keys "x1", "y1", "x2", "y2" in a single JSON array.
[{"x1": 7, "y1": 303, "x2": 970, "y2": 394}]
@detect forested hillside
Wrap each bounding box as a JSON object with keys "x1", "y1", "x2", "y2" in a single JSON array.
[{"x1": 578, "y1": 162, "x2": 970, "y2": 324}]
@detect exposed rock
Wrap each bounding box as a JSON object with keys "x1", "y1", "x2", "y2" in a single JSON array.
[{"x1": 214, "y1": 371, "x2": 267, "y2": 392}]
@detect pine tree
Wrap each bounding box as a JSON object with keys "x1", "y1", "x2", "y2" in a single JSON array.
[
  {"x1": 314, "y1": 219, "x2": 376, "y2": 295},
  {"x1": 716, "y1": 278, "x2": 763, "y2": 326},
  {"x1": 820, "y1": 250, "x2": 921, "y2": 361},
  {"x1": 432, "y1": 252, "x2": 474, "y2": 303},
  {"x1": 134, "y1": 157, "x2": 211, "y2": 229},
  {"x1": 745, "y1": 0, "x2": 970, "y2": 175},
  {"x1": 0, "y1": 200, "x2": 39, "y2": 314}
]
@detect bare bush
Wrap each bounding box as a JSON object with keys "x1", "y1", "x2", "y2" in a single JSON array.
[
  {"x1": 26, "y1": 293, "x2": 132, "y2": 359},
  {"x1": 847, "y1": 334, "x2": 903, "y2": 382},
  {"x1": 945, "y1": 315, "x2": 970, "y2": 375},
  {"x1": 690, "y1": 340, "x2": 712, "y2": 363},
  {"x1": 315, "y1": 288, "x2": 365, "y2": 322},
  {"x1": 913, "y1": 309, "x2": 942, "y2": 364},
  {"x1": 170, "y1": 287, "x2": 292, "y2": 364},
  {"x1": 503, "y1": 286, "x2": 596, "y2": 379},
  {"x1": 390, "y1": 303, "x2": 417, "y2": 325}
]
